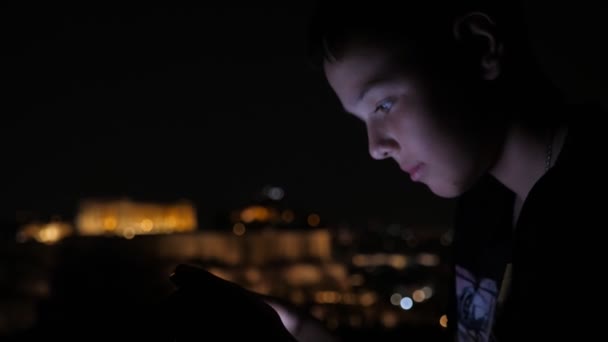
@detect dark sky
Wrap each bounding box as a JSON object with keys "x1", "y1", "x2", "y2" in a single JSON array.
[{"x1": 3, "y1": 4, "x2": 607, "y2": 230}]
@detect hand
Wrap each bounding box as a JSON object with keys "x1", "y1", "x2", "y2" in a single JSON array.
[
  {"x1": 265, "y1": 297, "x2": 340, "y2": 342},
  {"x1": 161, "y1": 264, "x2": 297, "y2": 341}
]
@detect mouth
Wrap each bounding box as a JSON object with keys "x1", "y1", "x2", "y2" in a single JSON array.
[{"x1": 402, "y1": 163, "x2": 424, "y2": 182}]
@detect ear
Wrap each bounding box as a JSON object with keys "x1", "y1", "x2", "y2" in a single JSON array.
[{"x1": 453, "y1": 12, "x2": 504, "y2": 80}]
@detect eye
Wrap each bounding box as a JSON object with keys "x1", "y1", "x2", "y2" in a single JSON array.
[{"x1": 374, "y1": 98, "x2": 395, "y2": 114}]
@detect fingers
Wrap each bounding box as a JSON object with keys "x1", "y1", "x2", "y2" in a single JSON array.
[
  {"x1": 264, "y1": 296, "x2": 341, "y2": 342},
  {"x1": 166, "y1": 264, "x2": 298, "y2": 341},
  {"x1": 267, "y1": 300, "x2": 302, "y2": 333}
]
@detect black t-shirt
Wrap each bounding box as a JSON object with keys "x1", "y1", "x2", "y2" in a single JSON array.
[
  {"x1": 451, "y1": 172, "x2": 514, "y2": 341},
  {"x1": 449, "y1": 116, "x2": 599, "y2": 341}
]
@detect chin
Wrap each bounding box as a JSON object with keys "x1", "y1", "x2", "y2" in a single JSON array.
[{"x1": 426, "y1": 181, "x2": 467, "y2": 199}]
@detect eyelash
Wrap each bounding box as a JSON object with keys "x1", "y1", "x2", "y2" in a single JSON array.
[{"x1": 374, "y1": 99, "x2": 395, "y2": 114}]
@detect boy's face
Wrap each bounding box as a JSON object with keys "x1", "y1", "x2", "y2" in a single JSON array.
[{"x1": 324, "y1": 42, "x2": 499, "y2": 198}]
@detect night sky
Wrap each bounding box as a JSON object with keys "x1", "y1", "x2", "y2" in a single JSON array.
[{"x1": 4, "y1": 4, "x2": 607, "y2": 231}]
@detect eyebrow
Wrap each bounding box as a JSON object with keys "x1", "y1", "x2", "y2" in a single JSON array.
[{"x1": 357, "y1": 77, "x2": 394, "y2": 102}]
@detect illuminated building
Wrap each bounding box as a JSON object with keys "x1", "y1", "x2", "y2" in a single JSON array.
[
  {"x1": 4, "y1": 190, "x2": 451, "y2": 336},
  {"x1": 16, "y1": 221, "x2": 73, "y2": 245},
  {"x1": 75, "y1": 198, "x2": 197, "y2": 238}
]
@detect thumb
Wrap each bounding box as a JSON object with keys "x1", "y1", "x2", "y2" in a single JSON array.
[{"x1": 263, "y1": 296, "x2": 341, "y2": 342}]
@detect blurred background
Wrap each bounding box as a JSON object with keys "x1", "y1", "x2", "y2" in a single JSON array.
[{"x1": 2, "y1": 3, "x2": 606, "y2": 341}]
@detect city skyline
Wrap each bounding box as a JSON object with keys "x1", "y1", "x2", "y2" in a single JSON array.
[{"x1": 2, "y1": 209, "x2": 453, "y2": 338}]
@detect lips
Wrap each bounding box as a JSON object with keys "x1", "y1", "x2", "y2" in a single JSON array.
[{"x1": 402, "y1": 163, "x2": 424, "y2": 182}]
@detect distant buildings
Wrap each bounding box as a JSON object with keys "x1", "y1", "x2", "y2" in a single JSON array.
[
  {"x1": 16, "y1": 199, "x2": 197, "y2": 244},
  {"x1": 76, "y1": 199, "x2": 197, "y2": 238},
  {"x1": 5, "y1": 192, "x2": 452, "y2": 336}
]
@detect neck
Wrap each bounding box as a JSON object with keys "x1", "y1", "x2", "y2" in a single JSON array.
[
  {"x1": 489, "y1": 124, "x2": 549, "y2": 200},
  {"x1": 488, "y1": 84, "x2": 568, "y2": 201}
]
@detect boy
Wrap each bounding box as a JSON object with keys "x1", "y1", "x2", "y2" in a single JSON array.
[
  {"x1": 167, "y1": 1, "x2": 598, "y2": 341},
  {"x1": 305, "y1": 1, "x2": 590, "y2": 341}
]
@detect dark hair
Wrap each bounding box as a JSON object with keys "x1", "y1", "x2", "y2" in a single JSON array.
[
  {"x1": 306, "y1": 1, "x2": 568, "y2": 128},
  {"x1": 306, "y1": 0, "x2": 529, "y2": 70}
]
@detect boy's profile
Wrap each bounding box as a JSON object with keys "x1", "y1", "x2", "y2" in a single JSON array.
[{"x1": 164, "y1": 1, "x2": 599, "y2": 341}]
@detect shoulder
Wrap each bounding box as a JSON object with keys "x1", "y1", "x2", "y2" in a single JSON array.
[{"x1": 526, "y1": 106, "x2": 596, "y2": 217}]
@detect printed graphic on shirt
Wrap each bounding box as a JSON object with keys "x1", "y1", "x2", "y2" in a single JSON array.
[{"x1": 455, "y1": 265, "x2": 498, "y2": 342}]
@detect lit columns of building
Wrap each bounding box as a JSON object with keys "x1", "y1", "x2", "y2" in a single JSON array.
[
  {"x1": 16, "y1": 199, "x2": 197, "y2": 243},
  {"x1": 76, "y1": 199, "x2": 197, "y2": 239}
]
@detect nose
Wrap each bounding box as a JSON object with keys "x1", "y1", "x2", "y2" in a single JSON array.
[{"x1": 367, "y1": 125, "x2": 398, "y2": 160}]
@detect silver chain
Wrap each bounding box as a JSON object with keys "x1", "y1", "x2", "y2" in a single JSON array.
[{"x1": 545, "y1": 129, "x2": 554, "y2": 172}]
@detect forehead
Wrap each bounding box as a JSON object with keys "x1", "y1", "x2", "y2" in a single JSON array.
[{"x1": 323, "y1": 44, "x2": 407, "y2": 109}]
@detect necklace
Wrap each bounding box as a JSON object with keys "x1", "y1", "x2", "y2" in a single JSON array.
[
  {"x1": 545, "y1": 128, "x2": 554, "y2": 172},
  {"x1": 502, "y1": 127, "x2": 557, "y2": 315}
]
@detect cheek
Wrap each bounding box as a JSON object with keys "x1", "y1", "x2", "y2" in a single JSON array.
[
  {"x1": 435, "y1": 136, "x2": 480, "y2": 178},
  {"x1": 405, "y1": 122, "x2": 482, "y2": 185},
  {"x1": 394, "y1": 115, "x2": 458, "y2": 163},
  {"x1": 428, "y1": 136, "x2": 489, "y2": 196},
  {"x1": 390, "y1": 109, "x2": 488, "y2": 181}
]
